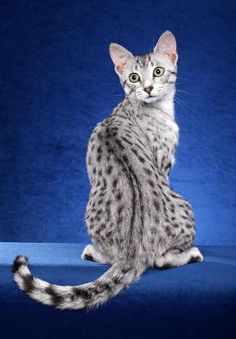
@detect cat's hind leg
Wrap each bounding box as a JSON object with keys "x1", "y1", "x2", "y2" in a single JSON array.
[
  {"x1": 155, "y1": 247, "x2": 203, "y2": 269},
  {"x1": 81, "y1": 244, "x2": 111, "y2": 264}
]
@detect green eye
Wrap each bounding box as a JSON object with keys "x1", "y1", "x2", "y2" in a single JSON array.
[
  {"x1": 153, "y1": 67, "x2": 165, "y2": 77},
  {"x1": 129, "y1": 73, "x2": 140, "y2": 83}
]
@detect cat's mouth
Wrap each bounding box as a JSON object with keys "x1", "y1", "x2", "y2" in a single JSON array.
[
  {"x1": 143, "y1": 94, "x2": 159, "y2": 103},
  {"x1": 136, "y1": 88, "x2": 163, "y2": 103}
]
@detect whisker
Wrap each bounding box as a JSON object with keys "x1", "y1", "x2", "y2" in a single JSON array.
[
  {"x1": 177, "y1": 89, "x2": 199, "y2": 97},
  {"x1": 176, "y1": 76, "x2": 191, "y2": 81},
  {"x1": 174, "y1": 97, "x2": 189, "y2": 113}
]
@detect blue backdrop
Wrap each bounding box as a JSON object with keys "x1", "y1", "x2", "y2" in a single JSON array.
[{"x1": 0, "y1": 0, "x2": 235, "y2": 244}]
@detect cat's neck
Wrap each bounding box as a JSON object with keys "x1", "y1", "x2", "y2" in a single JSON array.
[{"x1": 157, "y1": 94, "x2": 175, "y2": 119}]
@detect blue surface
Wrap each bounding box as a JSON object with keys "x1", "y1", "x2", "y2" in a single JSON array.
[
  {"x1": 1, "y1": 243, "x2": 236, "y2": 339},
  {"x1": 0, "y1": 1, "x2": 235, "y2": 244}
]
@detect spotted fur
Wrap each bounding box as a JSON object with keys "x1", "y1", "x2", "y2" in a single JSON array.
[{"x1": 13, "y1": 31, "x2": 203, "y2": 310}]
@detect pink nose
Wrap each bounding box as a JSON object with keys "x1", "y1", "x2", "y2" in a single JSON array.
[{"x1": 144, "y1": 86, "x2": 153, "y2": 94}]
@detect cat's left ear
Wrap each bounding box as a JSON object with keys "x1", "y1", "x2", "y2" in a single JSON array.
[
  {"x1": 109, "y1": 43, "x2": 134, "y2": 75},
  {"x1": 154, "y1": 31, "x2": 178, "y2": 64}
]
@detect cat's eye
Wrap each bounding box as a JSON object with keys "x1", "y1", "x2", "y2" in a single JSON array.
[
  {"x1": 153, "y1": 67, "x2": 165, "y2": 77},
  {"x1": 129, "y1": 73, "x2": 140, "y2": 83}
]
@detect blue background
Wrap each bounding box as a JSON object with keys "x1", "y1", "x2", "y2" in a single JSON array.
[{"x1": 0, "y1": 0, "x2": 235, "y2": 244}]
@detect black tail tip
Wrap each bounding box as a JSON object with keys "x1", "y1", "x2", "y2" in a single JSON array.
[{"x1": 12, "y1": 255, "x2": 29, "y2": 273}]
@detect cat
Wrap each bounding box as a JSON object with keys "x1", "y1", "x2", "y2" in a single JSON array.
[{"x1": 13, "y1": 31, "x2": 203, "y2": 310}]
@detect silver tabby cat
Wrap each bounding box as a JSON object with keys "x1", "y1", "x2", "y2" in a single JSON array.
[{"x1": 13, "y1": 31, "x2": 203, "y2": 310}]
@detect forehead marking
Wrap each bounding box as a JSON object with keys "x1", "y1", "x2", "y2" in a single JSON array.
[{"x1": 135, "y1": 54, "x2": 151, "y2": 68}]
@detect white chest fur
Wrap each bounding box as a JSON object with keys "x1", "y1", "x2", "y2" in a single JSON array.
[{"x1": 137, "y1": 102, "x2": 179, "y2": 175}]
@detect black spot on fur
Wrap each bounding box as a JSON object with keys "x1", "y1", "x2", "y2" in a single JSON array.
[
  {"x1": 73, "y1": 287, "x2": 91, "y2": 300},
  {"x1": 112, "y1": 178, "x2": 118, "y2": 188},
  {"x1": 97, "y1": 146, "x2": 102, "y2": 154},
  {"x1": 116, "y1": 192, "x2": 122, "y2": 201},
  {"x1": 112, "y1": 276, "x2": 120, "y2": 284},
  {"x1": 106, "y1": 165, "x2": 113, "y2": 175},
  {"x1": 144, "y1": 168, "x2": 152, "y2": 176},
  {"x1": 23, "y1": 274, "x2": 34, "y2": 293},
  {"x1": 153, "y1": 190, "x2": 158, "y2": 197},
  {"x1": 148, "y1": 179, "x2": 155, "y2": 187},
  {"x1": 104, "y1": 283, "x2": 112, "y2": 293},
  {"x1": 165, "y1": 226, "x2": 172, "y2": 236},
  {"x1": 121, "y1": 266, "x2": 130, "y2": 274},
  {"x1": 97, "y1": 132, "x2": 103, "y2": 140},
  {"x1": 186, "y1": 223, "x2": 192, "y2": 229},
  {"x1": 117, "y1": 205, "x2": 124, "y2": 215},
  {"x1": 102, "y1": 178, "x2": 107, "y2": 189},
  {"x1": 153, "y1": 199, "x2": 160, "y2": 210},
  {"x1": 45, "y1": 285, "x2": 64, "y2": 304},
  {"x1": 117, "y1": 217, "x2": 123, "y2": 224},
  {"x1": 100, "y1": 223, "x2": 106, "y2": 230},
  {"x1": 131, "y1": 148, "x2": 138, "y2": 156},
  {"x1": 106, "y1": 199, "x2": 111, "y2": 206},
  {"x1": 138, "y1": 156, "x2": 145, "y2": 163},
  {"x1": 122, "y1": 154, "x2": 128, "y2": 162}
]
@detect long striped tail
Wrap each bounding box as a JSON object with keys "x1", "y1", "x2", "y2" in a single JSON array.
[{"x1": 12, "y1": 254, "x2": 145, "y2": 310}]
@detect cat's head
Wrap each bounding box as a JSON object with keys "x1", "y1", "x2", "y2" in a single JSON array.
[{"x1": 109, "y1": 31, "x2": 177, "y2": 103}]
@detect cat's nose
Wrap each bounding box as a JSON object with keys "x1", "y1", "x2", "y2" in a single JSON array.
[{"x1": 143, "y1": 86, "x2": 153, "y2": 94}]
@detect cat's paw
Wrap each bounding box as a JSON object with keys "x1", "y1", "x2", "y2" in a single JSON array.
[
  {"x1": 188, "y1": 247, "x2": 204, "y2": 263},
  {"x1": 81, "y1": 245, "x2": 95, "y2": 261}
]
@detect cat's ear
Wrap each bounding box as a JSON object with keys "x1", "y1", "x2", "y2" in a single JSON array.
[
  {"x1": 109, "y1": 43, "x2": 134, "y2": 75},
  {"x1": 154, "y1": 31, "x2": 178, "y2": 64}
]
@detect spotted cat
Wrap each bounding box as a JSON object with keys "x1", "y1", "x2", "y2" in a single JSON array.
[{"x1": 13, "y1": 31, "x2": 203, "y2": 310}]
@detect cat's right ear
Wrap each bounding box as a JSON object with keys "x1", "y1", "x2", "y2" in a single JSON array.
[{"x1": 109, "y1": 43, "x2": 134, "y2": 75}]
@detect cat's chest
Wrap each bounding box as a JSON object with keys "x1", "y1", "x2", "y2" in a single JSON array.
[{"x1": 137, "y1": 113, "x2": 179, "y2": 173}]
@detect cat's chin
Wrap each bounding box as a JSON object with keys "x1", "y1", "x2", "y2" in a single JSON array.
[{"x1": 141, "y1": 95, "x2": 160, "y2": 104}]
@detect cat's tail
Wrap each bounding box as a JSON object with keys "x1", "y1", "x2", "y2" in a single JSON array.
[{"x1": 12, "y1": 252, "x2": 145, "y2": 310}]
